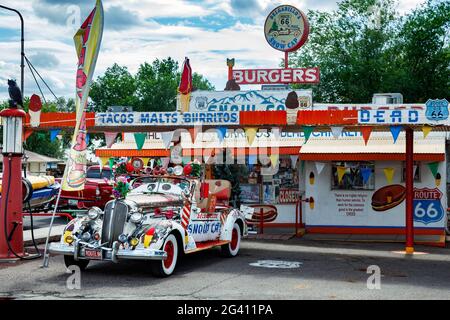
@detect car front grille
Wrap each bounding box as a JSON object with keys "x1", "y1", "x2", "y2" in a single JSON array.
[{"x1": 101, "y1": 200, "x2": 128, "y2": 247}]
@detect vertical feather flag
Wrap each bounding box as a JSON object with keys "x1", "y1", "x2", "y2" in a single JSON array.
[
  {"x1": 62, "y1": 0, "x2": 104, "y2": 191},
  {"x1": 178, "y1": 57, "x2": 193, "y2": 113}
]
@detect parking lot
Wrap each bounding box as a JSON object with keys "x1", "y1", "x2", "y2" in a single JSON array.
[{"x1": 0, "y1": 238, "x2": 449, "y2": 300}]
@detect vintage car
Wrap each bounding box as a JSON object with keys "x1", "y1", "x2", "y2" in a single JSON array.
[
  {"x1": 57, "y1": 166, "x2": 113, "y2": 210},
  {"x1": 49, "y1": 175, "x2": 248, "y2": 277}
]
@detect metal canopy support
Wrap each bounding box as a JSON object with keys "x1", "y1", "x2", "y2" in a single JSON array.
[{"x1": 405, "y1": 127, "x2": 414, "y2": 253}]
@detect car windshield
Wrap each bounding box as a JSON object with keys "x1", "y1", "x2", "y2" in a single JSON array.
[
  {"x1": 87, "y1": 169, "x2": 113, "y2": 179},
  {"x1": 130, "y1": 176, "x2": 191, "y2": 197}
]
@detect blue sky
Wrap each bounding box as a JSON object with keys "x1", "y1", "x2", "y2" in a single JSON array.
[{"x1": 0, "y1": 0, "x2": 424, "y2": 101}]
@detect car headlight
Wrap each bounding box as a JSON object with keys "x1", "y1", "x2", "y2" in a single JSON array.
[
  {"x1": 130, "y1": 212, "x2": 144, "y2": 224},
  {"x1": 88, "y1": 207, "x2": 102, "y2": 220}
]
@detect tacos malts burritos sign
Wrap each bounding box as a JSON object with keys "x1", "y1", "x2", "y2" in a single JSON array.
[
  {"x1": 264, "y1": 5, "x2": 309, "y2": 52},
  {"x1": 180, "y1": 90, "x2": 313, "y2": 112}
]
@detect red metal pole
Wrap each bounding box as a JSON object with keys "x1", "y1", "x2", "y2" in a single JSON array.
[
  {"x1": 295, "y1": 198, "x2": 299, "y2": 235},
  {"x1": 259, "y1": 208, "x2": 264, "y2": 234},
  {"x1": 405, "y1": 127, "x2": 414, "y2": 254}
]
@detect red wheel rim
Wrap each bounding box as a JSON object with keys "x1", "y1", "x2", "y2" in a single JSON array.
[
  {"x1": 230, "y1": 228, "x2": 238, "y2": 251},
  {"x1": 164, "y1": 241, "x2": 174, "y2": 269}
]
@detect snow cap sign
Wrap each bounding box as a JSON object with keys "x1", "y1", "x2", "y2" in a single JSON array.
[{"x1": 264, "y1": 5, "x2": 309, "y2": 52}]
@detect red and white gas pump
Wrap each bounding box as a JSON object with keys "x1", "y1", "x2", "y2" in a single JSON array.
[{"x1": 0, "y1": 101, "x2": 26, "y2": 260}]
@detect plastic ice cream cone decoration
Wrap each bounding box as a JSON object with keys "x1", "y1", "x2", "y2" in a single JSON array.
[
  {"x1": 435, "y1": 173, "x2": 441, "y2": 186},
  {"x1": 309, "y1": 197, "x2": 315, "y2": 210},
  {"x1": 309, "y1": 172, "x2": 315, "y2": 185}
]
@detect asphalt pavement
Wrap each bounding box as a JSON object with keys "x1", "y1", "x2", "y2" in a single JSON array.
[{"x1": 0, "y1": 238, "x2": 449, "y2": 300}]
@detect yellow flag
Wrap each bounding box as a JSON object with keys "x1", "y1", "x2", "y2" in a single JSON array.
[
  {"x1": 383, "y1": 168, "x2": 395, "y2": 184},
  {"x1": 245, "y1": 128, "x2": 258, "y2": 145},
  {"x1": 337, "y1": 166, "x2": 346, "y2": 184},
  {"x1": 62, "y1": 0, "x2": 104, "y2": 191},
  {"x1": 100, "y1": 157, "x2": 109, "y2": 167},
  {"x1": 422, "y1": 125, "x2": 432, "y2": 138},
  {"x1": 270, "y1": 154, "x2": 279, "y2": 168}
]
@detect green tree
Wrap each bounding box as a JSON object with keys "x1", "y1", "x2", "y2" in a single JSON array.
[
  {"x1": 90, "y1": 63, "x2": 138, "y2": 112},
  {"x1": 289, "y1": 0, "x2": 450, "y2": 103}
]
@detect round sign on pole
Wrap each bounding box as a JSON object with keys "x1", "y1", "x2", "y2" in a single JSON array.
[{"x1": 264, "y1": 5, "x2": 309, "y2": 52}]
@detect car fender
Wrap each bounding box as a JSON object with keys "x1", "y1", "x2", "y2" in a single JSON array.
[
  {"x1": 146, "y1": 219, "x2": 185, "y2": 252},
  {"x1": 220, "y1": 209, "x2": 247, "y2": 241}
]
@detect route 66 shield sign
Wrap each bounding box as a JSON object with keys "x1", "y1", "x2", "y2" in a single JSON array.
[{"x1": 425, "y1": 99, "x2": 449, "y2": 121}]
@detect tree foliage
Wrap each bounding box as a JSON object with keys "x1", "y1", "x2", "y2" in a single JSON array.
[
  {"x1": 290, "y1": 0, "x2": 450, "y2": 103},
  {"x1": 90, "y1": 57, "x2": 215, "y2": 112}
]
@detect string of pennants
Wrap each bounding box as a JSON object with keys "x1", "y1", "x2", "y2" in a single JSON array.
[{"x1": 310, "y1": 161, "x2": 441, "y2": 185}]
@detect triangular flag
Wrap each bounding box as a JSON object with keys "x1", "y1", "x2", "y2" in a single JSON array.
[
  {"x1": 315, "y1": 162, "x2": 326, "y2": 175},
  {"x1": 50, "y1": 129, "x2": 61, "y2": 142},
  {"x1": 330, "y1": 126, "x2": 344, "y2": 139},
  {"x1": 140, "y1": 158, "x2": 149, "y2": 166},
  {"x1": 100, "y1": 157, "x2": 109, "y2": 167},
  {"x1": 161, "y1": 157, "x2": 170, "y2": 168},
  {"x1": 105, "y1": 132, "x2": 118, "y2": 148},
  {"x1": 413, "y1": 165, "x2": 418, "y2": 177},
  {"x1": 217, "y1": 127, "x2": 227, "y2": 142},
  {"x1": 161, "y1": 131, "x2": 174, "y2": 149},
  {"x1": 337, "y1": 166, "x2": 346, "y2": 184},
  {"x1": 360, "y1": 126, "x2": 373, "y2": 145},
  {"x1": 303, "y1": 126, "x2": 315, "y2": 143},
  {"x1": 427, "y1": 162, "x2": 439, "y2": 178},
  {"x1": 188, "y1": 128, "x2": 199, "y2": 144},
  {"x1": 290, "y1": 155, "x2": 299, "y2": 166},
  {"x1": 389, "y1": 126, "x2": 402, "y2": 144},
  {"x1": 248, "y1": 154, "x2": 257, "y2": 165},
  {"x1": 270, "y1": 154, "x2": 279, "y2": 168},
  {"x1": 383, "y1": 167, "x2": 395, "y2": 184},
  {"x1": 422, "y1": 125, "x2": 432, "y2": 138},
  {"x1": 272, "y1": 128, "x2": 281, "y2": 140},
  {"x1": 109, "y1": 158, "x2": 114, "y2": 171},
  {"x1": 360, "y1": 167, "x2": 373, "y2": 184},
  {"x1": 134, "y1": 133, "x2": 146, "y2": 151},
  {"x1": 245, "y1": 128, "x2": 258, "y2": 145}
]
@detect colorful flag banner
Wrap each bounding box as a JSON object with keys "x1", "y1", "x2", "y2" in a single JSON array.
[
  {"x1": 133, "y1": 133, "x2": 146, "y2": 151},
  {"x1": 383, "y1": 167, "x2": 395, "y2": 184},
  {"x1": 161, "y1": 131, "x2": 174, "y2": 149},
  {"x1": 303, "y1": 126, "x2": 315, "y2": 143},
  {"x1": 178, "y1": 57, "x2": 193, "y2": 113},
  {"x1": 360, "y1": 126, "x2": 373, "y2": 145},
  {"x1": 28, "y1": 94, "x2": 42, "y2": 127},
  {"x1": 389, "y1": 126, "x2": 402, "y2": 144},
  {"x1": 270, "y1": 154, "x2": 279, "y2": 168},
  {"x1": 105, "y1": 132, "x2": 118, "y2": 148},
  {"x1": 330, "y1": 126, "x2": 344, "y2": 139},
  {"x1": 337, "y1": 166, "x2": 346, "y2": 184},
  {"x1": 245, "y1": 128, "x2": 258, "y2": 145},
  {"x1": 217, "y1": 126, "x2": 227, "y2": 142},
  {"x1": 422, "y1": 125, "x2": 432, "y2": 138},
  {"x1": 315, "y1": 162, "x2": 326, "y2": 175},
  {"x1": 62, "y1": 0, "x2": 104, "y2": 191},
  {"x1": 427, "y1": 162, "x2": 439, "y2": 178},
  {"x1": 361, "y1": 167, "x2": 372, "y2": 184},
  {"x1": 290, "y1": 155, "x2": 299, "y2": 166},
  {"x1": 50, "y1": 129, "x2": 61, "y2": 142}
]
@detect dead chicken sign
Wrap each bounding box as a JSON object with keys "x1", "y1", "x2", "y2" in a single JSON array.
[{"x1": 264, "y1": 5, "x2": 309, "y2": 52}]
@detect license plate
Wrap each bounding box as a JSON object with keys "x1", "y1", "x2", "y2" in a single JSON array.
[
  {"x1": 84, "y1": 249, "x2": 102, "y2": 259},
  {"x1": 68, "y1": 199, "x2": 78, "y2": 206}
]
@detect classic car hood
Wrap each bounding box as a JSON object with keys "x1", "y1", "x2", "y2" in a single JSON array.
[{"x1": 126, "y1": 193, "x2": 183, "y2": 208}]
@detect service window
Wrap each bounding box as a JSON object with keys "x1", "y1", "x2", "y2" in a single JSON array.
[{"x1": 331, "y1": 161, "x2": 375, "y2": 190}]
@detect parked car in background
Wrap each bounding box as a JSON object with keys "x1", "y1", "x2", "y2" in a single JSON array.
[{"x1": 57, "y1": 166, "x2": 113, "y2": 210}]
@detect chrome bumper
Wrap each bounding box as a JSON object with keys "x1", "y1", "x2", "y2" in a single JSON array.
[{"x1": 48, "y1": 241, "x2": 167, "y2": 262}]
